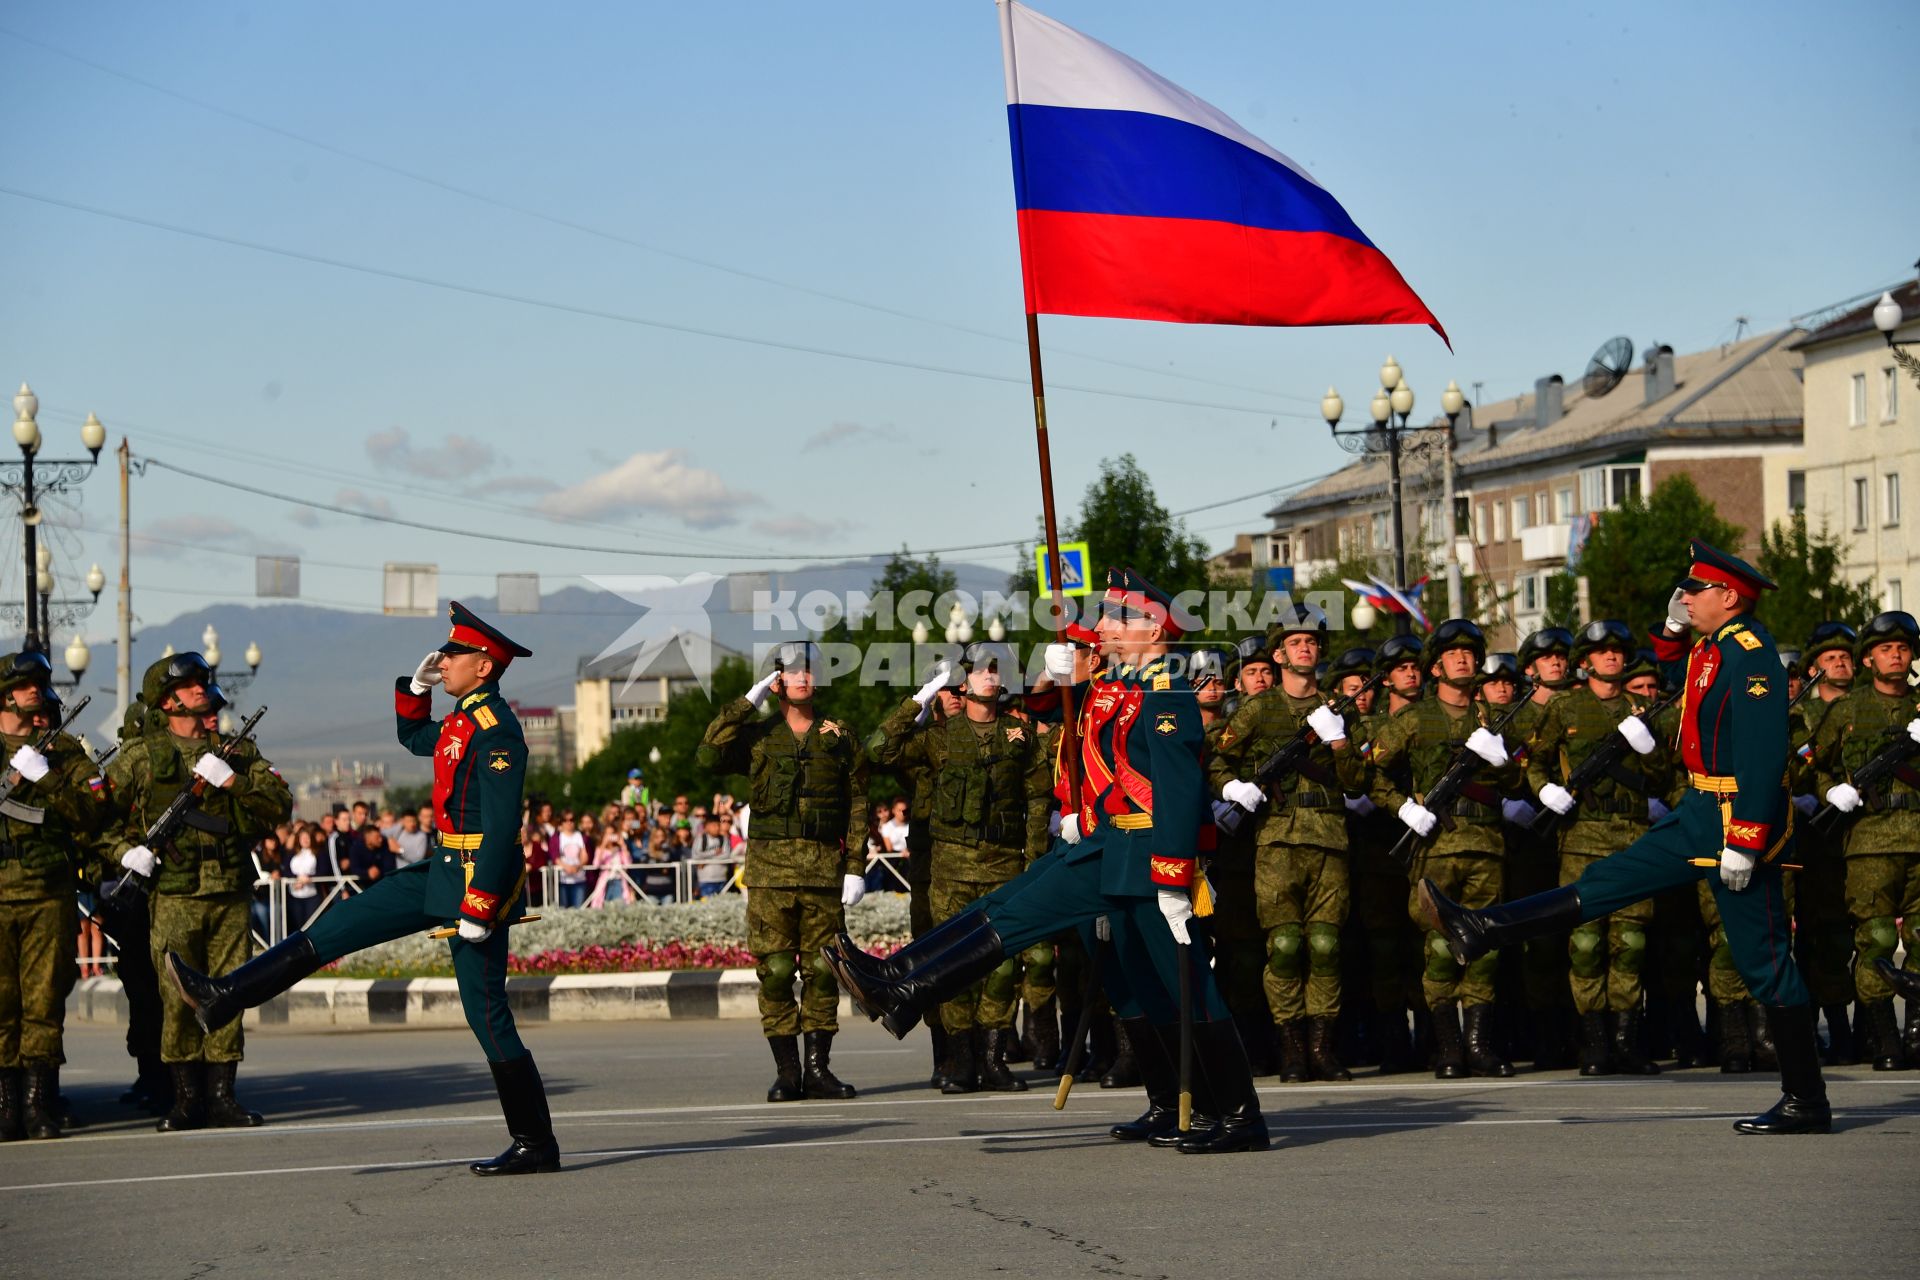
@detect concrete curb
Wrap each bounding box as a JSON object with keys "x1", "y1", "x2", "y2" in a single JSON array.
[{"x1": 67, "y1": 972, "x2": 859, "y2": 1029}]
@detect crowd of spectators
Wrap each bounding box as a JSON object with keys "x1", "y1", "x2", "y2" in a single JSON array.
[{"x1": 519, "y1": 790, "x2": 746, "y2": 907}]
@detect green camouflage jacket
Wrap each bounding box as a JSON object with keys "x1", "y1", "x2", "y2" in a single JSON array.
[
  {"x1": 699, "y1": 697, "x2": 868, "y2": 887},
  {"x1": 1207, "y1": 686, "x2": 1364, "y2": 853},
  {"x1": 107, "y1": 730, "x2": 291, "y2": 898},
  {"x1": 1366, "y1": 696, "x2": 1524, "y2": 858},
  {"x1": 1524, "y1": 685, "x2": 1669, "y2": 855},
  {"x1": 1809, "y1": 683, "x2": 1920, "y2": 856},
  {"x1": 869, "y1": 696, "x2": 1051, "y2": 881},
  {"x1": 0, "y1": 730, "x2": 113, "y2": 901}
]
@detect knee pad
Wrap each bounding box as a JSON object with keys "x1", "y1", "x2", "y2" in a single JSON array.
[
  {"x1": 805, "y1": 951, "x2": 837, "y2": 987},
  {"x1": 1266, "y1": 925, "x2": 1305, "y2": 980},
  {"x1": 983, "y1": 957, "x2": 1021, "y2": 1004},
  {"x1": 1464, "y1": 951, "x2": 1500, "y2": 988},
  {"x1": 1424, "y1": 933, "x2": 1461, "y2": 982},
  {"x1": 1568, "y1": 926, "x2": 1607, "y2": 979},
  {"x1": 1021, "y1": 943, "x2": 1056, "y2": 986},
  {"x1": 1901, "y1": 917, "x2": 1920, "y2": 951},
  {"x1": 1859, "y1": 916, "x2": 1899, "y2": 958},
  {"x1": 1616, "y1": 927, "x2": 1647, "y2": 976},
  {"x1": 757, "y1": 952, "x2": 798, "y2": 998},
  {"x1": 1306, "y1": 923, "x2": 1341, "y2": 977}
]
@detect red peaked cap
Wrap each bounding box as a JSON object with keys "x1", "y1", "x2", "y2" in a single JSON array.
[
  {"x1": 1679, "y1": 538, "x2": 1776, "y2": 601},
  {"x1": 1097, "y1": 566, "x2": 1197, "y2": 639},
  {"x1": 438, "y1": 600, "x2": 534, "y2": 669}
]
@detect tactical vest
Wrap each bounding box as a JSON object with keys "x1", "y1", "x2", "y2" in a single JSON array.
[
  {"x1": 143, "y1": 733, "x2": 254, "y2": 895},
  {"x1": 1406, "y1": 700, "x2": 1500, "y2": 824},
  {"x1": 748, "y1": 724, "x2": 854, "y2": 843},
  {"x1": 0, "y1": 732, "x2": 89, "y2": 882},
  {"x1": 1835, "y1": 687, "x2": 1920, "y2": 813},
  {"x1": 930, "y1": 715, "x2": 1028, "y2": 850},
  {"x1": 1556, "y1": 690, "x2": 1652, "y2": 817}
]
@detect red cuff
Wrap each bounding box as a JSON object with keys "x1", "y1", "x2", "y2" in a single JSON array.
[
  {"x1": 460, "y1": 887, "x2": 500, "y2": 922},
  {"x1": 396, "y1": 680, "x2": 431, "y2": 720},
  {"x1": 1149, "y1": 855, "x2": 1194, "y2": 887},
  {"x1": 1649, "y1": 628, "x2": 1687, "y2": 664},
  {"x1": 1725, "y1": 819, "x2": 1770, "y2": 852}
]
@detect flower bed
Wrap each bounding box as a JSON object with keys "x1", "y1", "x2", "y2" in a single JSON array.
[{"x1": 329, "y1": 893, "x2": 912, "y2": 979}]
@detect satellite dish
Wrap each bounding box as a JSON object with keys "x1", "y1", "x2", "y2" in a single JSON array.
[{"x1": 1583, "y1": 336, "x2": 1634, "y2": 398}]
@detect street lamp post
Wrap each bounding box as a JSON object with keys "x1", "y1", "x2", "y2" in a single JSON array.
[
  {"x1": 1873, "y1": 267, "x2": 1920, "y2": 387},
  {"x1": 1440, "y1": 379, "x2": 1469, "y2": 618},
  {"x1": 200, "y1": 623, "x2": 264, "y2": 699},
  {"x1": 6, "y1": 385, "x2": 106, "y2": 654}
]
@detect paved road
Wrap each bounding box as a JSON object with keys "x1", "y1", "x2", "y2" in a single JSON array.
[{"x1": 6, "y1": 1021, "x2": 1915, "y2": 1279}]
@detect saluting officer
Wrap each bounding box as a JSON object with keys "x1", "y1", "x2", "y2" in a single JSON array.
[
  {"x1": 699, "y1": 640, "x2": 868, "y2": 1103},
  {"x1": 111, "y1": 653, "x2": 291, "y2": 1133},
  {"x1": 1425, "y1": 541, "x2": 1832, "y2": 1134},
  {"x1": 168, "y1": 602, "x2": 559, "y2": 1175}
]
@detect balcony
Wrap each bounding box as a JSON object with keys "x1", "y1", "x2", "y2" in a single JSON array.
[{"x1": 1520, "y1": 522, "x2": 1571, "y2": 564}]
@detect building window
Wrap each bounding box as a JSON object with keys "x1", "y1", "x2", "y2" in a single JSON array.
[
  {"x1": 1891, "y1": 580, "x2": 1904, "y2": 610},
  {"x1": 1268, "y1": 533, "x2": 1290, "y2": 565},
  {"x1": 1536, "y1": 491, "x2": 1549, "y2": 527},
  {"x1": 1475, "y1": 504, "x2": 1489, "y2": 546},
  {"x1": 1853, "y1": 477, "x2": 1870, "y2": 531},
  {"x1": 1371, "y1": 511, "x2": 1389, "y2": 550},
  {"x1": 1580, "y1": 464, "x2": 1641, "y2": 513},
  {"x1": 1493, "y1": 501, "x2": 1506, "y2": 542},
  {"x1": 1787, "y1": 470, "x2": 1806, "y2": 512},
  {"x1": 1885, "y1": 368, "x2": 1900, "y2": 423},
  {"x1": 1519, "y1": 573, "x2": 1539, "y2": 613},
  {"x1": 1513, "y1": 495, "x2": 1531, "y2": 532},
  {"x1": 1886, "y1": 473, "x2": 1902, "y2": 527},
  {"x1": 1850, "y1": 373, "x2": 1867, "y2": 426},
  {"x1": 1337, "y1": 525, "x2": 1350, "y2": 557},
  {"x1": 1557, "y1": 487, "x2": 1574, "y2": 522},
  {"x1": 1453, "y1": 496, "x2": 1470, "y2": 537}
]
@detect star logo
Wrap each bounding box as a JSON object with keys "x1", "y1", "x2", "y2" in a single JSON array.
[{"x1": 585, "y1": 573, "x2": 725, "y2": 697}]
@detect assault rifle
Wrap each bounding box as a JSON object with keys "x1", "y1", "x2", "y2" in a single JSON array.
[
  {"x1": 1809, "y1": 704, "x2": 1920, "y2": 832},
  {"x1": 1213, "y1": 670, "x2": 1389, "y2": 839},
  {"x1": 1532, "y1": 684, "x2": 1685, "y2": 838},
  {"x1": 102, "y1": 705, "x2": 268, "y2": 908},
  {"x1": 1387, "y1": 680, "x2": 1537, "y2": 866},
  {"x1": 0, "y1": 694, "x2": 90, "y2": 824}
]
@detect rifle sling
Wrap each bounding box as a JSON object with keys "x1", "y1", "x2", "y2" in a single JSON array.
[{"x1": 0, "y1": 798, "x2": 43, "y2": 824}]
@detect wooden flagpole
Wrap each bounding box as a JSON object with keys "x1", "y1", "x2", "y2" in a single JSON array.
[{"x1": 1023, "y1": 311, "x2": 1084, "y2": 807}]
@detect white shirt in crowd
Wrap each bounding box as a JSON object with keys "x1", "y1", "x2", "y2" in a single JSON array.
[
  {"x1": 879, "y1": 817, "x2": 910, "y2": 853},
  {"x1": 287, "y1": 850, "x2": 320, "y2": 899},
  {"x1": 556, "y1": 830, "x2": 589, "y2": 884}
]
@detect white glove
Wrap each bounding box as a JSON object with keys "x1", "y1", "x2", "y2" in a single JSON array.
[
  {"x1": 1044, "y1": 643, "x2": 1076, "y2": 682},
  {"x1": 1664, "y1": 587, "x2": 1690, "y2": 636},
  {"x1": 1093, "y1": 914, "x2": 1112, "y2": 942},
  {"x1": 1616, "y1": 715, "x2": 1656, "y2": 756},
  {"x1": 1718, "y1": 846, "x2": 1754, "y2": 893},
  {"x1": 1306, "y1": 705, "x2": 1347, "y2": 743},
  {"x1": 1648, "y1": 797, "x2": 1671, "y2": 822},
  {"x1": 120, "y1": 845, "x2": 157, "y2": 877},
  {"x1": 1825, "y1": 783, "x2": 1862, "y2": 814},
  {"x1": 912, "y1": 662, "x2": 951, "y2": 708},
  {"x1": 1059, "y1": 813, "x2": 1082, "y2": 845},
  {"x1": 1502, "y1": 798, "x2": 1539, "y2": 828},
  {"x1": 1222, "y1": 779, "x2": 1264, "y2": 812},
  {"x1": 1397, "y1": 799, "x2": 1437, "y2": 837},
  {"x1": 9, "y1": 745, "x2": 49, "y2": 782},
  {"x1": 193, "y1": 754, "x2": 236, "y2": 789},
  {"x1": 1157, "y1": 889, "x2": 1194, "y2": 945},
  {"x1": 408, "y1": 651, "x2": 444, "y2": 696},
  {"x1": 1793, "y1": 793, "x2": 1818, "y2": 817},
  {"x1": 1465, "y1": 727, "x2": 1508, "y2": 767},
  {"x1": 1538, "y1": 782, "x2": 1576, "y2": 815},
  {"x1": 457, "y1": 918, "x2": 493, "y2": 943},
  {"x1": 745, "y1": 669, "x2": 781, "y2": 709},
  {"x1": 1344, "y1": 794, "x2": 1376, "y2": 817},
  {"x1": 841, "y1": 873, "x2": 866, "y2": 907},
  {"x1": 1907, "y1": 717, "x2": 1920, "y2": 745}
]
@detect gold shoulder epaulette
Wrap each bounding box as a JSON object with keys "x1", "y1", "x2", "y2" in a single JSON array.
[{"x1": 460, "y1": 690, "x2": 491, "y2": 710}]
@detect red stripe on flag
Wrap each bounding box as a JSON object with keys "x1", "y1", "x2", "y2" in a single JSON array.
[{"x1": 1016, "y1": 210, "x2": 1447, "y2": 346}]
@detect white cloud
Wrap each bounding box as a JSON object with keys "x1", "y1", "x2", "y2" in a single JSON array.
[
  {"x1": 335, "y1": 488, "x2": 395, "y2": 519},
  {"x1": 535, "y1": 450, "x2": 756, "y2": 529},
  {"x1": 366, "y1": 426, "x2": 495, "y2": 479},
  {"x1": 751, "y1": 514, "x2": 852, "y2": 541},
  {"x1": 803, "y1": 420, "x2": 903, "y2": 452},
  {"x1": 135, "y1": 515, "x2": 297, "y2": 560}
]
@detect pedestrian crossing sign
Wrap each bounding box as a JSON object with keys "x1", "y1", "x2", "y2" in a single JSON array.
[{"x1": 1034, "y1": 541, "x2": 1092, "y2": 597}]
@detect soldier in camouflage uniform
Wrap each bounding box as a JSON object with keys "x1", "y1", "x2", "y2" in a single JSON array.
[
  {"x1": 0, "y1": 654, "x2": 109, "y2": 1140},
  {"x1": 698, "y1": 641, "x2": 869, "y2": 1101},
  {"x1": 1503, "y1": 628, "x2": 1577, "y2": 1068},
  {"x1": 108, "y1": 654, "x2": 291, "y2": 1131},
  {"x1": 1211, "y1": 605, "x2": 1362, "y2": 1082},
  {"x1": 1791, "y1": 623, "x2": 1859, "y2": 1064},
  {"x1": 1369, "y1": 620, "x2": 1525, "y2": 1079},
  {"x1": 1203, "y1": 637, "x2": 1276, "y2": 1074},
  {"x1": 1343, "y1": 644, "x2": 1419, "y2": 1073},
  {"x1": 1377, "y1": 632, "x2": 1425, "y2": 714},
  {"x1": 1811, "y1": 610, "x2": 1920, "y2": 1071},
  {"x1": 870, "y1": 642, "x2": 1050, "y2": 1092},
  {"x1": 1526, "y1": 621, "x2": 1669, "y2": 1075}
]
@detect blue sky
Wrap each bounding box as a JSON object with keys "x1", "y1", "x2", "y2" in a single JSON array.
[{"x1": 1, "y1": 0, "x2": 1914, "y2": 650}]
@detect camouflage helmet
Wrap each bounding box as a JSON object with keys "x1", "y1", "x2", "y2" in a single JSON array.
[
  {"x1": 1186, "y1": 644, "x2": 1231, "y2": 689},
  {"x1": 141, "y1": 651, "x2": 216, "y2": 708},
  {"x1": 1777, "y1": 648, "x2": 1802, "y2": 675},
  {"x1": 1266, "y1": 601, "x2": 1330, "y2": 644},
  {"x1": 1516, "y1": 626, "x2": 1574, "y2": 671},
  {"x1": 1856, "y1": 611, "x2": 1920, "y2": 661},
  {"x1": 1422, "y1": 619, "x2": 1487, "y2": 672},
  {"x1": 1330, "y1": 646, "x2": 1376, "y2": 680},
  {"x1": 1571, "y1": 619, "x2": 1634, "y2": 663},
  {"x1": 1622, "y1": 648, "x2": 1661, "y2": 685},
  {"x1": 1480, "y1": 651, "x2": 1521, "y2": 684},
  {"x1": 0, "y1": 650, "x2": 53, "y2": 701},
  {"x1": 770, "y1": 640, "x2": 821, "y2": 673},
  {"x1": 1225, "y1": 634, "x2": 1275, "y2": 684},
  {"x1": 1375, "y1": 633, "x2": 1424, "y2": 674},
  {"x1": 1802, "y1": 621, "x2": 1857, "y2": 668}
]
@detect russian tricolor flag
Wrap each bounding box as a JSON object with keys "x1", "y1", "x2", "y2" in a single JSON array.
[{"x1": 999, "y1": 1, "x2": 1446, "y2": 344}]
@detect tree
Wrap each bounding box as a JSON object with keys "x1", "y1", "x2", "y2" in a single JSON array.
[
  {"x1": 1011, "y1": 454, "x2": 1212, "y2": 607},
  {"x1": 1543, "y1": 571, "x2": 1581, "y2": 632},
  {"x1": 1755, "y1": 511, "x2": 1880, "y2": 647},
  {"x1": 1577, "y1": 474, "x2": 1743, "y2": 631}
]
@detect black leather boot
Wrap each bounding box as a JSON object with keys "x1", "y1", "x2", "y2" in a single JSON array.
[
  {"x1": 1110, "y1": 1017, "x2": 1179, "y2": 1142},
  {"x1": 1873, "y1": 956, "x2": 1920, "y2": 1000},
  {"x1": 1430, "y1": 1002, "x2": 1467, "y2": 1080},
  {"x1": 1577, "y1": 1011, "x2": 1612, "y2": 1077},
  {"x1": 202, "y1": 1062, "x2": 263, "y2": 1127},
  {"x1": 1734, "y1": 1004, "x2": 1831, "y2": 1135},
  {"x1": 0, "y1": 1069, "x2": 21, "y2": 1141},
  {"x1": 21, "y1": 1065, "x2": 60, "y2": 1140},
  {"x1": 157, "y1": 1063, "x2": 203, "y2": 1133},
  {"x1": 1238, "y1": 1014, "x2": 1276, "y2": 1076},
  {"x1": 1307, "y1": 1016, "x2": 1350, "y2": 1081},
  {"x1": 1463, "y1": 1004, "x2": 1515, "y2": 1078},
  {"x1": 1863, "y1": 1000, "x2": 1904, "y2": 1071},
  {"x1": 978, "y1": 1028, "x2": 1029, "y2": 1092},
  {"x1": 802, "y1": 1030, "x2": 857, "y2": 1099},
  {"x1": 1611, "y1": 1009, "x2": 1661, "y2": 1075},
  {"x1": 1750, "y1": 1003, "x2": 1779, "y2": 1071},
  {"x1": 831, "y1": 910, "x2": 981, "y2": 985},
  {"x1": 1276, "y1": 1020, "x2": 1309, "y2": 1083},
  {"x1": 1668, "y1": 1001, "x2": 1706, "y2": 1069},
  {"x1": 940, "y1": 1026, "x2": 978, "y2": 1094},
  {"x1": 167, "y1": 934, "x2": 322, "y2": 1033},
  {"x1": 1906, "y1": 1000, "x2": 1920, "y2": 1065},
  {"x1": 927, "y1": 1023, "x2": 950, "y2": 1090},
  {"x1": 1029, "y1": 999, "x2": 1061, "y2": 1072},
  {"x1": 1374, "y1": 1009, "x2": 1414, "y2": 1075},
  {"x1": 1148, "y1": 1022, "x2": 1217, "y2": 1149},
  {"x1": 1100, "y1": 1017, "x2": 1140, "y2": 1088},
  {"x1": 1176, "y1": 1020, "x2": 1270, "y2": 1155},
  {"x1": 1006, "y1": 1007, "x2": 1034, "y2": 1065},
  {"x1": 471, "y1": 1055, "x2": 561, "y2": 1174},
  {"x1": 1080, "y1": 1008, "x2": 1117, "y2": 1082},
  {"x1": 766, "y1": 1035, "x2": 805, "y2": 1102},
  {"x1": 123, "y1": 1055, "x2": 172, "y2": 1113},
  {"x1": 828, "y1": 917, "x2": 1007, "y2": 1039},
  {"x1": 1419, "y1": 880, "x2": 1583, "y2": 966},
  {"x1": 1719, "y1": 1001, "x2": 1753, "y2": 1073}
]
